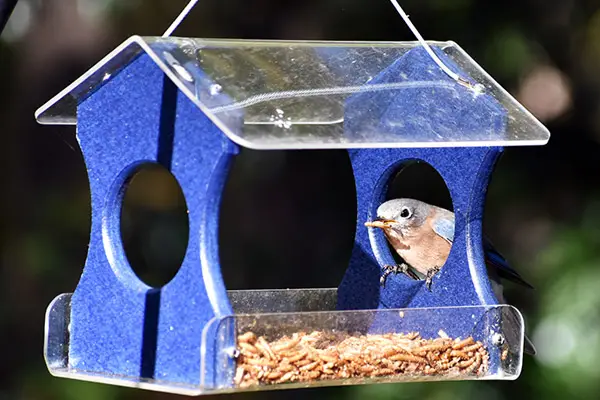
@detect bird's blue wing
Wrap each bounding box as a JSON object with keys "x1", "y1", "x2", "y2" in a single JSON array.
[
  {"x1": 484, "y1": 237, "x2": 534, "y2": 289},
  {"x1": 432, "y1": 214, "x2": 455, "y2": 244},
  {"x1": 431, "y1": 210, "x2": 533, "y2": 289}
]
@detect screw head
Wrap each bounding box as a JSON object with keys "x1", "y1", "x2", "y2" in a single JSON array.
[
  {"x1": 492, "y1": 333, "x2": 505, "y2": 346},
  {"x1": 227, "y1": 347, "x2": 240, "y2": 359}
]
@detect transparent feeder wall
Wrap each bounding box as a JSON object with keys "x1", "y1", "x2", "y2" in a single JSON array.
[
  {"x1": 47, "y1": 294, "x2": 524, "y2": 394},
  {"x1": 36, "y1": 37, "x2": 550, "y2": 149}
]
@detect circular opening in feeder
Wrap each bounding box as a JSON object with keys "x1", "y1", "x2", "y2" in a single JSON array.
[
  {"x1": 219, "y1": 149, "x2": 356, "y2": 290},
  {"x1": 387, "y1": 161, "x2": 453, "y2": 211},
  {"x1": 383, "y1": 160, "x2": 454, "y2": 275},
  {"x1": 120, "y1": 164, "x2": 189, "y2": 288}
]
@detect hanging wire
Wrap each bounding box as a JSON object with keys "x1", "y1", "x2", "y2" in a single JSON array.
[
  {"x1": 0, "y1": 0, "x2": 19, "y2": 34},
  {"x1": 163, "y1": 0, "x2": 199, "y2": 37},
  {"x1": 162, "y1": 0, "x2": 478, "y2": 90},
  {"x1": 388, "y1": 0, "x2": 473, "y2": 88}
]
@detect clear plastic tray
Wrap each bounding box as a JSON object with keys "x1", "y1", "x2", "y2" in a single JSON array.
[{"x1": 45, "y1": 291, "x2": 524, "y2": 395}]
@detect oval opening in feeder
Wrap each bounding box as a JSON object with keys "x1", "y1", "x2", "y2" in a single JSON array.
[
  {"x1": 120, "y1": 163, "x2": 189, "y2": 288},
  {"x1": 387, "y1": 161, "x2": 453, "y2": 212},
  {"x1": 377, "y1": 161, "x2": 455, "y2": 281}
]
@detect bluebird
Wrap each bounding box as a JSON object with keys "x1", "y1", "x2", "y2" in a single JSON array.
[{"x1": 365, "y1": 198, "x2": 536, "y2": 355}]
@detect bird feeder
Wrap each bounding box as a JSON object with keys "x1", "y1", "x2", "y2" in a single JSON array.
[{"x1": 36, "y1": 6, "x2": 550, "y2": 395}]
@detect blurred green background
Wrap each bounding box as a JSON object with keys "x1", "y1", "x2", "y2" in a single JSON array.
[{"x1": 2, "y1": 0, "x2": 600, "y2": 399}]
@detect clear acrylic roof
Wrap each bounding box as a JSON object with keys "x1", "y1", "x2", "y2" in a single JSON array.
[{"x1": 35, "y1": 36, "x2": 550, "y2": 149}]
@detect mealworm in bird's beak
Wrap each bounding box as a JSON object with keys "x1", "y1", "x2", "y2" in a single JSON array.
[{"x1": 365, "y1": 220, "x2": 391, "y2": 228}]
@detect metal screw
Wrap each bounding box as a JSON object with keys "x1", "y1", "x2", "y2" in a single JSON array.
[
  {"x1": 227, "y1": 347, "x2": 240, "y2": 359},
  {"x1": 492, "y1": 333, "x2": 505, "y2": 347}
]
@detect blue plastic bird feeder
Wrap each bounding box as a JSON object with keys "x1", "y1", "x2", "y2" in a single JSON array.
[{"x1": 36, "y1": 28, "x2": 550, "y2": 395}]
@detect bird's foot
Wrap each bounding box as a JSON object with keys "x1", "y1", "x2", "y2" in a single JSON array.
[
  {"x1": 380, "y1": 263, "x2": 416, "y2": 287},
  {"x1": 425, "y1": 266, "x2": 442, "y2": 291}
]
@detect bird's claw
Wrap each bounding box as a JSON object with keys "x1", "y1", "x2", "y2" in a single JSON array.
[
  {"x1": 380, "y1": 263, "x2": 415, "y2": 287},
  {"x1": 425, "y1": 266, "x2": 441, "y2": 291}
]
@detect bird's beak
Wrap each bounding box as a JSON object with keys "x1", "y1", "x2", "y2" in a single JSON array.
[{"x1": 364, "y1": 219, "x2": 396, "y2": 229}]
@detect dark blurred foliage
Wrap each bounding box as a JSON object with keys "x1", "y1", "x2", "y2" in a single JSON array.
[{"x1": 2, "y1": 0, "x2": 600, "y2": 399}]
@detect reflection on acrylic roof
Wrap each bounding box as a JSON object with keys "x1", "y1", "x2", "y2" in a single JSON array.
[{"x1": 35, "y1": 36, "x2": 550, "y2": 150}]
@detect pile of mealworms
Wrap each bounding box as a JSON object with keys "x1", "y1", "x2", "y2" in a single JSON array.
[{"x1": 234, "y1": 330, "x2": 490, "y2": 387}]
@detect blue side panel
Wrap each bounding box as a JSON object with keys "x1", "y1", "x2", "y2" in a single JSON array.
[
  {"x1": 340, "y1": 146, "x2": 505, "y2": 375},
  {"x1": 338, "y1": 46, "x2": 507, "y2": 348},
  {"x1": 155, "y1": 80, "x2": 238, "y2": 386},
  {"x1": 344, "y1": 46, "x2": 506, "y2": 143},
  {"x1": 73, "y1": 54, "x2": 237, "y2": 387},
  {"x1": 338, "y1": 147, "x2": 503, "y2": 315}
]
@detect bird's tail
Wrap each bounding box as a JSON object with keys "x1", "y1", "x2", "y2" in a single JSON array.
[
  {"x1": 524, "y1": 333, "x2": 537, "y2": 356},
  {"x1": 499, "y1": 302, "x2": 537, "y2": 356}
]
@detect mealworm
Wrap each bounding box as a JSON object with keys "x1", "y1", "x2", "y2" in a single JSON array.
[
  {"x1": 238, "y1": 332, "x2": 256, "y2": 344},
  {"x1": 452, "y1": 337, "x2": 475, "y2": 350}
]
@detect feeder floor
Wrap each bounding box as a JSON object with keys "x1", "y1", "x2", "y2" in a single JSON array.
[{"x1": 235, "y1": 330, "x2": 490, "y2": 388}]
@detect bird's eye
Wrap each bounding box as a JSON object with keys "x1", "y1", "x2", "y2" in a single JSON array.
[{"x1": 400, "y1": 207, "x2": 412, "y2": 219}]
